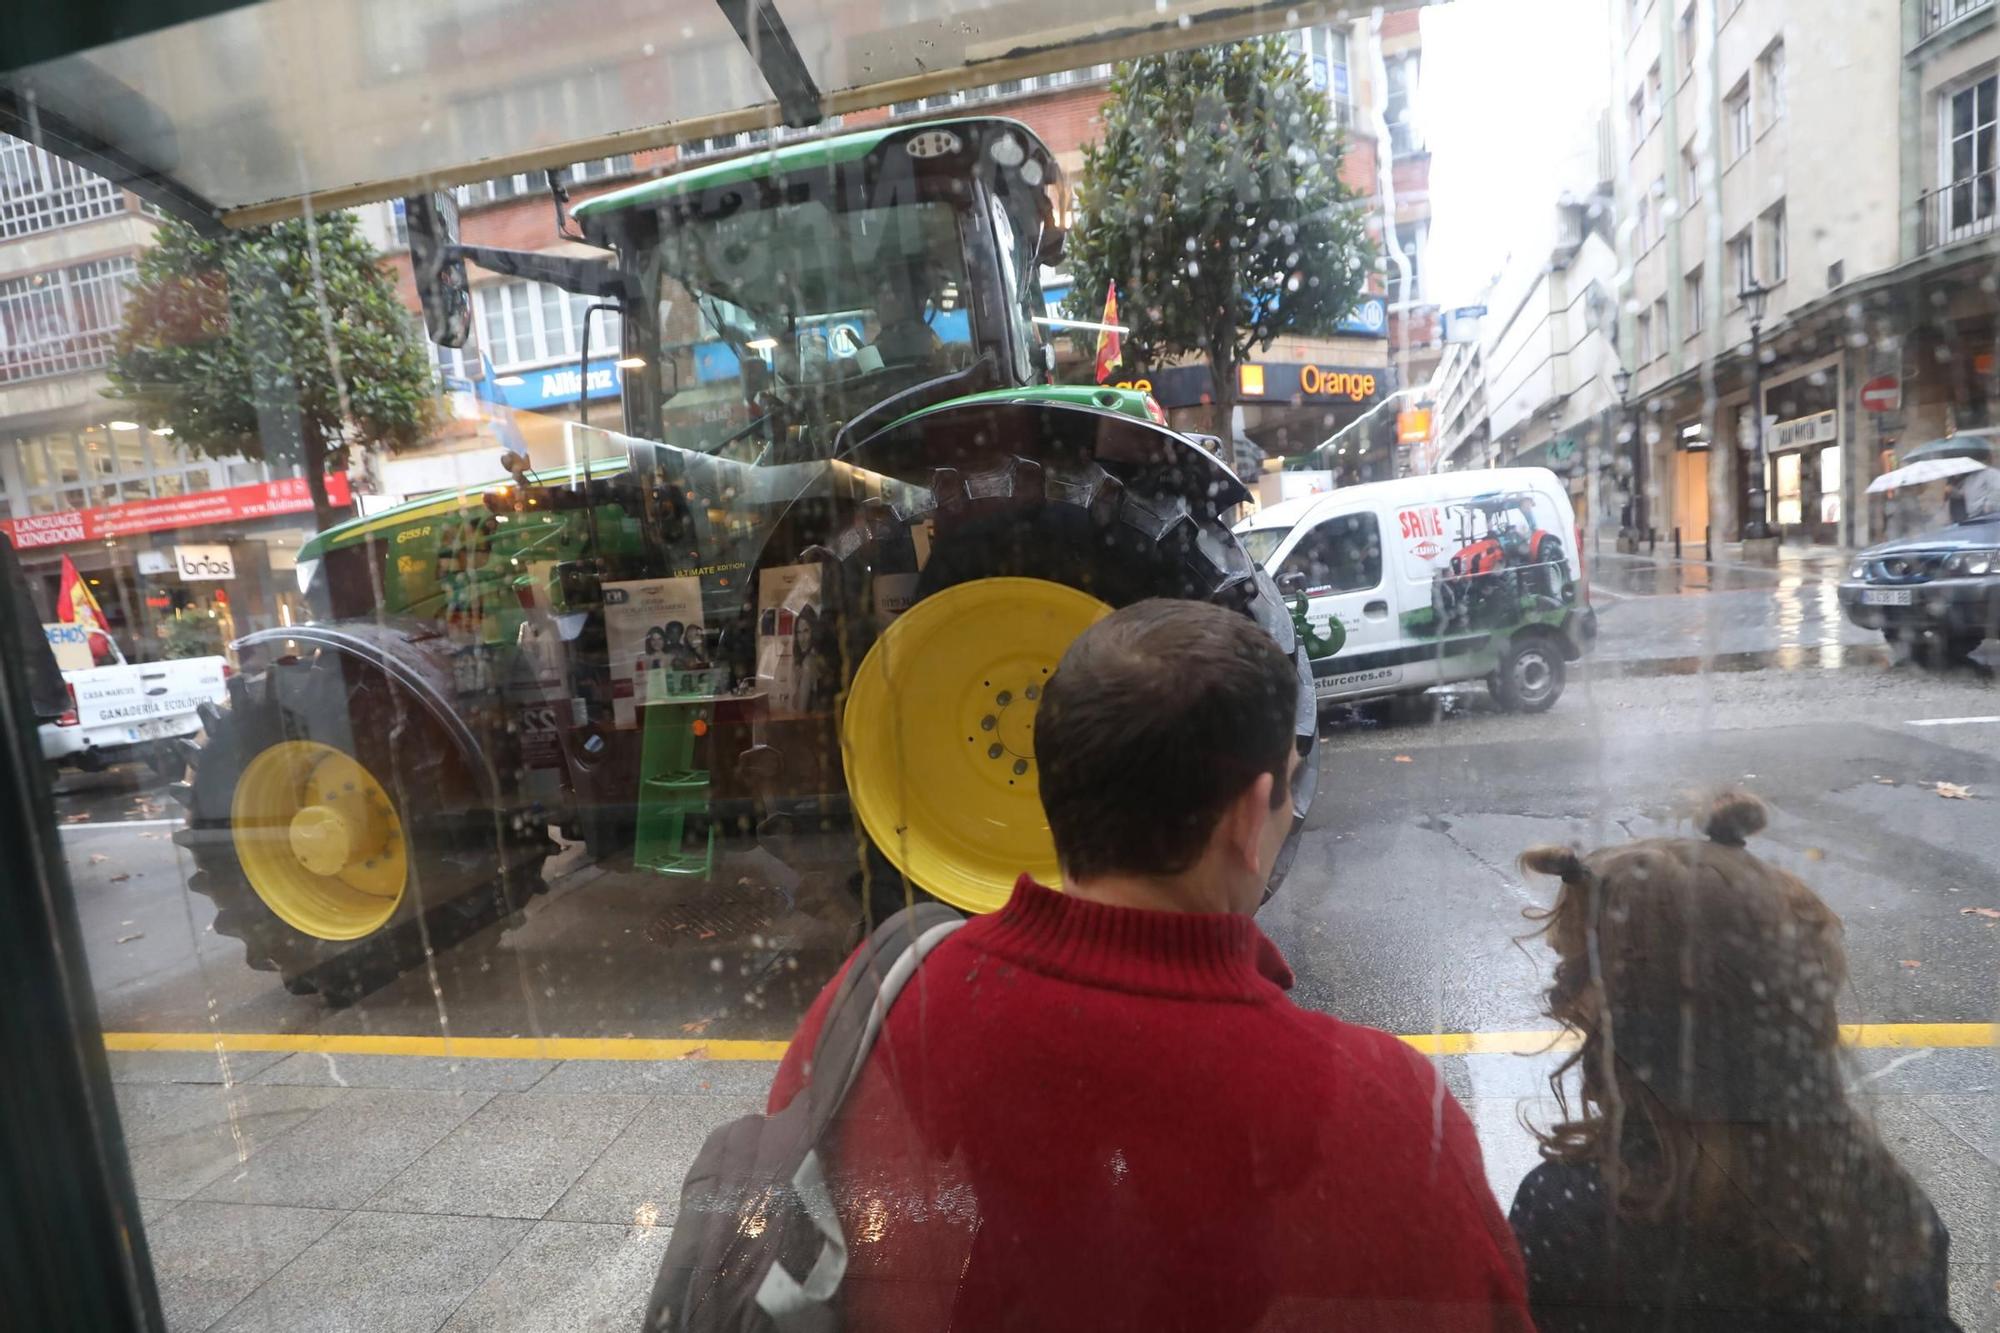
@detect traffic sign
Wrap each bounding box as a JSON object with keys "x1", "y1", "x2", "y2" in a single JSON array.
[{"x1": 1861, "y1": 375, "x2": 1901, "y2": 413}]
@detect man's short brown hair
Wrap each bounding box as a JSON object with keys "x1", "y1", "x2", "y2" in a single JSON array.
[{"x1": 1034, "y1": 599, "x2": 1297, "y2": 880}]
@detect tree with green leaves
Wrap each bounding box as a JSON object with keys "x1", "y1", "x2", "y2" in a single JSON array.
[
  {"x1": 109, "y1": 212, "x2": 436, "y2": 529},
  {"x1": 1067, "y1": 37, "x2": 1374, "y2": 433}
]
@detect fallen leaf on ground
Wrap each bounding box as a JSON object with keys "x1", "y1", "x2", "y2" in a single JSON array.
[
  {"x1": 1899, "y1": 959, "x2": 1923, "y2": 969},
  {"x1": 108, "y1": 873, "x2": 130, "y2": 883},
  {"x1": 1392, "y1": 755, "x2": 1413, "y2": 764},
  {"x1": 679, "y1": 1018, "x2": 713, "y2": 1035},
  {"x1": 1874, "y1": 776, "x2": 1898, "y2": 786},
  {"x1": 62, "y1": 813, "x2": 88, "y2": 823},
  {"x1": 1935, "y1": 782, "x2": 1973, "y2": 799},
  {"x1": 115, "y1": 933, "x2": 143, "y2": 945},
  {"x1": 88, "y1": 853, "x2": 107, "y2": 865},
  {"x1": 1961, "y1": 908, "x2": 2000, "y2": 919},
  {"x1": 679, "y1": 1045, "x2": 710, "y2": 1061},
  {"x1": 1804, "y1": 848, "x2": 1825, "y2": 861}
]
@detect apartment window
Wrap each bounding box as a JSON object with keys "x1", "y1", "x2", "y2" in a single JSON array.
[
  {"x1": 1635, "y1": 192, "x2": 1653, "y2": 251},
  {"x1": 1682, "y1": 143, "x2": 1703, "y2": 205},
  {"x1": 0, "y1": 134, "x2": 127, "y2": 239},
  {"x1": 0, "y1": 256, "x2": 137, "y2": 384},
  {"x1": 1651, "y1": 176, "x2": 1669, "y2": 243},
  {"x1": 1945, "y1": 74, "x2": 1999, "y2": 236},
  {"x1": 11, "y1": 424, "x2": 217, "y2": 514},
  {"x1": 1653, "y1": 297, "x2": 1669, "y2": 354},
  {"x1": 1730, "y1": 227, "x2": 1756, "y2": 297},
  {"x1": 474, "y1": 279, "x2": 623, "y2": 371},
  {"x1": 1291, "y1": 26, "x2": 1353, "y2": 124},
  {"x1": 458, "y1": 155, "x2": 634, "y2": 207},
  {"x1": 1636, "y1": 308, "x2": 1654, "y2": 364},
  {"x1": 1677, "y1": 5, "x2": 1698, "y2": 75},
  {"x1": 1685, "y1": 266, "x2": 1705, "y2": 334},
  {"x1": 1646, "y1": 62, "x2": 1664, "y2": 125},
  {"x1": 1762, "y1": 201, "x2": 1788, "y2": 283},
  {"x1": 1629, "y1": 91, "x2": 1647, "y2": 149},
  {"x1": 1757, "y1": 41, "x2": 1786, "y2": 127},
  {"x1": 1386, "y1": 53, "x2": 1422, "y2": 156},
  {"x1": 1392, "y1": 221, "x2": 1426, "y2": 301},
  {"x1": 1726, "y1": 79, "x2": 1753, "y2": 160}
]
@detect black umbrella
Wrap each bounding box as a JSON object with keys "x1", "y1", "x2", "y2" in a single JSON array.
[{"x1": 1902, "y1": 432, "x2": 1997, "y2": 465}]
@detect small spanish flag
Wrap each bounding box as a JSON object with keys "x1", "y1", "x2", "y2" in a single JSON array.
[
  {"x1": 1094, "y1": 282, "x2": 1123, "y2": 385},
  {"x1": 58, "y1": 554, "x2": 116, "y2": 664}
]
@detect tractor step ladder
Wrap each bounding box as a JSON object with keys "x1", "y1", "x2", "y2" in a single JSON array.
[{"x1": 632, "y1": 669, "x2": 728, "y2": 877}]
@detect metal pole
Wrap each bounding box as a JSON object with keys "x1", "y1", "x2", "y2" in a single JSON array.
[
  {"x1": 1745, "y1": 316, "x2": 1770, "y2": 539},
  {"x1": 1633, "y1": 406, "x2": 1649, "y2": 543}
]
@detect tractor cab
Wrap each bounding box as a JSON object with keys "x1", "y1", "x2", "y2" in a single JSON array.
[{"x1": 579, "y1": 120, "x2": 1067, "y2": 464}]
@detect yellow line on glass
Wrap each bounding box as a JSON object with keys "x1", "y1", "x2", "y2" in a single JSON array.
[{"x1": 101, "y1": 1023, "x2": 1998, "y2": 1063}]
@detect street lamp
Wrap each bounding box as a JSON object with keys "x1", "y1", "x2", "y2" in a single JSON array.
[{"x1": 1741, "y1": 279, "x2": 1772, "y2": 540}]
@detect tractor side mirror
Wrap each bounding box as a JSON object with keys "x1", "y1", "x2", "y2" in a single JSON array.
[
  {"x1": 1036, "y1": 226, "x2": 1066, "y2": 267},
  {"x1": 405, "y1": 192, "x2": 472, "y2": 347}
]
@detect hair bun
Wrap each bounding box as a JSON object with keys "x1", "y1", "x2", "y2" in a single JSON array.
[
  {"x1": 1698, "y1": 789, "x2": 1768, "y2": 847},
  {"x1": 1519, "y1": 844, "x2": 1588, "y2": 882}
]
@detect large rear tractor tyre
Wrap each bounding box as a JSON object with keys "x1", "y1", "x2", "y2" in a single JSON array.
[
  {"x1": 826, "y1": 456, "x2": 1317, "y2": 924},
  {"x1": 173, "y1": 654, "x2": 554, "y2": 1006}
]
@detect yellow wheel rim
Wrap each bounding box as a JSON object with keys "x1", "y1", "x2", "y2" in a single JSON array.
[
  {"x1": 843, "y1": 577, "x2": 1111, "y2": 913},
  {"x1": 229, "y1": 740, "x2": 408, "y2": 940}
]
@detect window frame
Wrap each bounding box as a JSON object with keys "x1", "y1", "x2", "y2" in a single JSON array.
[
  {"x1": 1757, "y1": 40, "x2": 1786, "y2": 129},
  {"x1": 1726, "y1": 78, "x2": 1753, "y2": 161},
  {"x1": 1761, "y1": 201, "x2": 1788, "y2": 284}
]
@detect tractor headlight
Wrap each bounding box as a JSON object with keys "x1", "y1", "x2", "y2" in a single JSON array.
[
  {"x1": 1848, "y1": 558, "x2": 1869, "y2": 580},
  {"x1": 1942, "y1": 549, "x2": 1999, "y2": 577}
]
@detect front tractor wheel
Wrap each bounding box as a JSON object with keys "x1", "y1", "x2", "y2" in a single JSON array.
[
  {"x1": 829, "y1": 455, "x2": 1317, "y2": 923},
  {"x1": 175, "y1": 655, "x2": 552, "y2": 1005}
]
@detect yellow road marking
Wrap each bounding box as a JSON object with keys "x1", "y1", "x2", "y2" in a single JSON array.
[{"x1": 102, "y1": 1022, "x2": 1998, "y2": 1063}]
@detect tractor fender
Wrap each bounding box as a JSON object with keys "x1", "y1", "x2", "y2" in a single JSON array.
[
  {"x1": 233, "y1": 621, "x2": 499, "y2": 805},
  {"x1": 839, "y1": 397, "x2": 1251, "y2": 516}
]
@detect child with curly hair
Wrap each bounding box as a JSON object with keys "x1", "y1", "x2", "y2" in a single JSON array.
[{"x1": 1509, "y1": 791, "x2": 1958, "y2": 1331}]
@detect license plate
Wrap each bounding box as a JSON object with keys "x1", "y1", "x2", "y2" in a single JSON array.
[{"x1": 1863, "y1": 588, "x2": 1913, "y2": 606}]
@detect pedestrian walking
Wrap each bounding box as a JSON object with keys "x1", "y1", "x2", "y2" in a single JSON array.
[
  {"x1": 1508, "y1": 791, "x2": 1958, "y2": 1332},
  {"x1": 752, "y1": 598, "x2": 1532, "y2": 1331}
]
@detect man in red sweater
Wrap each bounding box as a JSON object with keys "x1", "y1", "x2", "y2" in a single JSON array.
[{"x1": 769, "y1": 598, "x2": 1531, "y2": 1330}]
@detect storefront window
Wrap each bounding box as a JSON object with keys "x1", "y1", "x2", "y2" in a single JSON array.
[{"x1": 7, "y1": 9, "x2": 2000, "y2": 1333}]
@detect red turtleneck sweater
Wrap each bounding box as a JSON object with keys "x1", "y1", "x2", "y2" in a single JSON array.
[{"x1": 768, "y1": 877, "x2": 1531, "y2": 1331}]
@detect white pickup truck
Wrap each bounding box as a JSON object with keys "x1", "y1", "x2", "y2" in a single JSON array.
[{"x1": 42, "y1": 656, "x2": 230, "y2": 774}]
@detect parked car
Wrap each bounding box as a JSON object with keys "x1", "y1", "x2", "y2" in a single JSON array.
[
  {"x1": 41, "y1": 653, "x2": 229, "y2": 775},
  {"x1": 1838, "y1": 514, "x2": 2000, "y2": 660},
  {"x1": 1237, "y1": 467, "x2": 1597, "y2": 714}
]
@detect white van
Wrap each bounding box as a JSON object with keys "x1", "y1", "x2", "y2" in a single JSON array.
[{"x1": 1236, "y1": 468, "x2": 1596, "y2": 713}]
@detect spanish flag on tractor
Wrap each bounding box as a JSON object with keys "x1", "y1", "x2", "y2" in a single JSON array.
[
  {"x1": 1094, "y1": 282, "x2": 1123, "y2": 385},
  {"x1": 58, "y1": 554, "x2": 117, "y2": 665}
]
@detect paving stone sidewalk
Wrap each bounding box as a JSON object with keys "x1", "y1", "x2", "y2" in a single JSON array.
[{"x1": 115, "y1": 1043, "x2": 2000, "y2": 1332}]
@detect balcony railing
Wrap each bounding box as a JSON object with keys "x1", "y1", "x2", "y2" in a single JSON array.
[
  {"x1": 0, "y1": 257, "x2": 136, "y2": 385},
  {"x1": 1921, "y1": 0, "x2": 1993, "y2": 41},
  {"x1": 1918, "y1": 169, "x2": 2000, "y2": 253},
  {"x1": 0, "y1": 135, "x2": 126, "y2": 240}
]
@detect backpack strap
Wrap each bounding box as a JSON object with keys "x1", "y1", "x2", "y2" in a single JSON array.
[
  {"x1": 753, "y1": 902, "x2": 963, "y2": 1329},
  {"x1": 803, "y1": 901, "x2": 965, "y2": 1140}
]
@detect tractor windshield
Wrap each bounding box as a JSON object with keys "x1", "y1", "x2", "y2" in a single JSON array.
[{"x1": 649, "y1": 183, "x2": 982, "y2": 458}]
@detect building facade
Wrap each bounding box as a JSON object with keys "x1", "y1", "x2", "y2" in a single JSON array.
[{"x1": 0, "y1": 133, "x2": 331, "y2": 656}]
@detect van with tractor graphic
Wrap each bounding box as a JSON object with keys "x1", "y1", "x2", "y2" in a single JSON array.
[
  {"x1": 1240, "y1": 467, "x2": 1595, "y2": 715},
  {"x1": 168, "y1": 117, "x2": 1319, "y2": 1005}
]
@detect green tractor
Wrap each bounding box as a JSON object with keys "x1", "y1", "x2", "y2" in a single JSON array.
[{"x1": 174, "y1": 117, "x2": 1319, "y2": 1003}]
